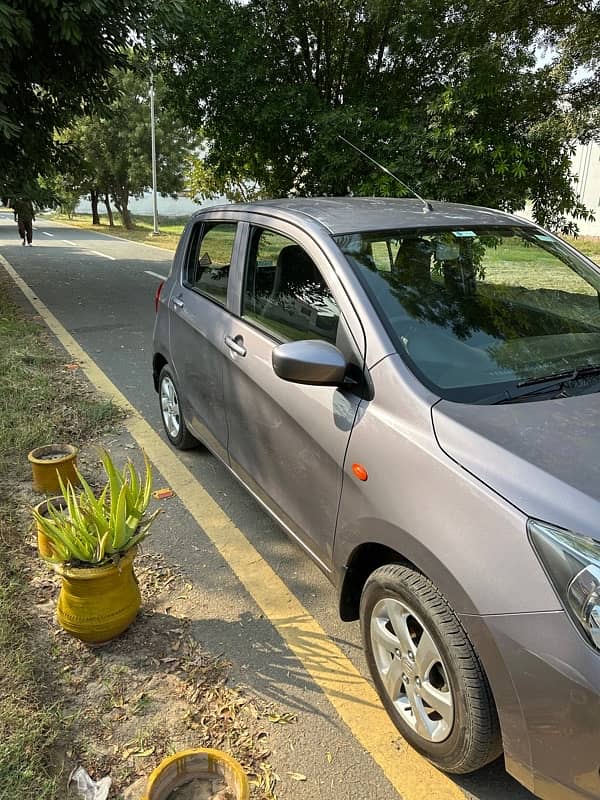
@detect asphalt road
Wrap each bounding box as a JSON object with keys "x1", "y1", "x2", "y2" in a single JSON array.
[{"x1": 0, "y1": 215, "x2": 536, "y2": 800}]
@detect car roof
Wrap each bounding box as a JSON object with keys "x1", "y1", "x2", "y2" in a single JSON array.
[{"x1": 192, "y1": 197, "x2": 526, "y2": 235}]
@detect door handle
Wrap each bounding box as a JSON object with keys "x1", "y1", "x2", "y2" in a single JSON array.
[
  {"x1": 224, "y1": 335, "x2": 247, "y2": 357},
  {"x1": 172, "y1": 297, "x2": 184, "y2": 309}
]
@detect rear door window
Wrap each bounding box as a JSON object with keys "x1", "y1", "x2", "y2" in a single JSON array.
[{"x1": 185, "y1": 221, "x2": 237, "y2": 305}]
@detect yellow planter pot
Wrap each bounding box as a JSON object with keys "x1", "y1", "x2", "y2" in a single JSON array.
[
  {"x1": 33, "y1": 496, "x2": 68, "y2": 560},
  {"x1": 143, "y1": 748, "x2": 249, "y2": 800},
  {"x1": 28, "y1": 443, "x2": 79, "y2": 493},
  {"x1": 55, "y1": 547, "x2": 141, "y2": 644}
]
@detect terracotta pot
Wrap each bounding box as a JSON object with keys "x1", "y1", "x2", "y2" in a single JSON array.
[
  {"x1": 28, "y1": 444, "x2": 79, "y2": 493},
  {"x1": 33, "y1": 496, "x2": 68, "y2": 559},
  {"x1": 55, "y1": 547, "x2": 140, "y2": 644},
  {"x1": 143, "y1": 748, "x2": 249, "y2": 800}
]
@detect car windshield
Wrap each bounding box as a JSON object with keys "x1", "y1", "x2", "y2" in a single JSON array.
[{"x1": 335, "y1": 226, "x2": 600, "y2": 403}]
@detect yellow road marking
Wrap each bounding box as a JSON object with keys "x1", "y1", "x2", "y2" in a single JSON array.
[{"x1": 1, "y1": 251, "x2": 465, "y2": 800}]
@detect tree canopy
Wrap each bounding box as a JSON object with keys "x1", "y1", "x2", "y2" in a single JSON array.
[
  {"x1": 0, "y1": 0, "x2": 181, "y2": 199},
  {"x1": 57, "y1": 70, "x2": 194, "y2": 228},
  {"x1": 159, "y1": 0, "x2": 597, "y2": 231}
]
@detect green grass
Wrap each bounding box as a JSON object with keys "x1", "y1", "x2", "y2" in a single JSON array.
[
  {"x1": 0, "y1": 511, "x2": 61, "y2": 800},
  {"x1": 48, "y1": 211, "x2": 600, "y2": 265},
  {"x1": 48, "y1": 212, "x2": 186, "y2": 252},
  {"x1": 481, "y1": 238, "x2": 599, "y2": 295},
  {"x1": 569, "y1": 237, "x2": 600, "y2": 263},
  {"x1": 0, "y1": 286, "x2": 122, "y2": 799},
  {"x1": 0, "y1": 294, "x2": 120, "y2": 481}
]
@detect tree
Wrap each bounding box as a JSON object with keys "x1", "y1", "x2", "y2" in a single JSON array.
[
  {"x1": 187, "y1": 155, "x2": 262, "y2": 203},
  {"x1": 63, "y1": 70, "x2": 194, "y2": 229},
  {"x1": 554, "y1": 2, "x2": 600, "y2": 142},
  {"x1": 158, "y1": 0, "x2": 595, "y2": 232},
  {"x1": 0, "y1": 0, "x2": 182, "y2": 200}
]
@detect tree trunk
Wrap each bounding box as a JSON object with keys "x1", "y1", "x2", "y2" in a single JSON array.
[
  {"x1": 103, "y1": 193, "x2": 114, "y2": 227},
  {"x1": 119, "y1": 195, "x2": 133, "y2": 230},
  {"x1": 90, "y1": 189, "x2": 100, "y2": 225}
]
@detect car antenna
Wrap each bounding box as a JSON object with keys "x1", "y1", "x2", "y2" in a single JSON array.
[{"x1": 338, "y1": 135, "x2": 433, "y2": 213}]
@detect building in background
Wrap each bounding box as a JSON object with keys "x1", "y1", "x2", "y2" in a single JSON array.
[
  {"x1": 76, "y1": 192, "x2": 226, "y2": 219},
  {"x1": 573, "y1": 141, "x2": 600, "y2": 236}
]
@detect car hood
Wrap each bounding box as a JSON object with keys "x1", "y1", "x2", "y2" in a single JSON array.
[{"x1": 432, "y1": 392, "x2": 600, "y2": 538}]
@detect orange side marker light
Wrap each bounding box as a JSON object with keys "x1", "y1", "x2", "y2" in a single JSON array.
[{"x1": 352, "y1": 463, "x2": 368, "y2": 481}]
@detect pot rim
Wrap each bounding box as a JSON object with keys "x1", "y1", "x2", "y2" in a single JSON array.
[
  {"x1": 28, "y1": 443, "x2": 78, "y2": 465},
  {"x1": 54, "y1": 545, "x2": 137, "y2": 579},
  {"x1": 144, "y1": 747, "x2": 249, "y2": 800},
  {"x1": 34, "y1": 496, "x2": 69, "y2": 516}
]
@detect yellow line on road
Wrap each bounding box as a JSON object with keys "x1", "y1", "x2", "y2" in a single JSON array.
[{"x1": 1, "y1": 252, "x2": 465, "y2": 800}]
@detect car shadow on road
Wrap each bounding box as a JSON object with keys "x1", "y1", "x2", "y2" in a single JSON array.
[
  {"x1": 186, "y1": 610, "x2": 536, "y2": 800},
  {"x1": 187, "y1": 610, "x2": 378, "y2": 722}
]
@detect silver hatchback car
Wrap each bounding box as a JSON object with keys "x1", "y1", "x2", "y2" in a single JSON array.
[{"x1": 153, "y1": 198, "x2": 600, "y2": 800}]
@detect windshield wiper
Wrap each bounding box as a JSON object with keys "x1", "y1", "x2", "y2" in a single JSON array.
[
  {"x1": 474, "y1": 364, "x2": 600, "y2": 405},
  {"x1": 517, "y1": 364, "x2": 600, "y2": 388}
]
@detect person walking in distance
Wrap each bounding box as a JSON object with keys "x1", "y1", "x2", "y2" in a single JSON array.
[{"x1": 12, "y1": 197, "x2": 35, "y2": 246}]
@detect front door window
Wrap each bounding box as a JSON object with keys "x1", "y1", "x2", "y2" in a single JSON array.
[{"x1": 243, "y1": 227, "x2": 340, "y2": 343}]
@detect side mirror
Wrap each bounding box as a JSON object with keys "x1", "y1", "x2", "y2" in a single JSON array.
[{"x1": 272, "y1": 340, "x2": 347, "y2": 386}]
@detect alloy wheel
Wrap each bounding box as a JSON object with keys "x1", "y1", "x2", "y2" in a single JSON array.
[
  {"x1": 370, "y1": 597, "x2": 454, "y2": 742},
  {"x1": 160, "y1": 375, "x2": 181, "y2": 439}
]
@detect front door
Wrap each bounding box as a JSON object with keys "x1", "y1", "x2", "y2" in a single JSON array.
[
  {"x1": 168, "y1": 219, "x2": 239, "y2": 460},
  {"x1": 223, "y1": 224, "x2": 364, "y2": 569}
]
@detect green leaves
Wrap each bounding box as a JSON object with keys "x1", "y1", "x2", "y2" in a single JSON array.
[
  {"x1": 0, "y1": 1, "x2": 185, "y2": 198},
  {"x1": 158, "y1": 0, "x2": 595, "y2": 232},
  {"x1": 33, "y1": 449, "x2": 159, "y2": 567}
]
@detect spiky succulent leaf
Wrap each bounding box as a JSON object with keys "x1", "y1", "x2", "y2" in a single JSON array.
[
  {"x1": 126, "y1": 509, "x2": 160, "y2": 549},
  {"x1": 111, "y1": 483, "x2": 129, "y2": 551},
  {"x1": 96, "y1": 528, "x2": 112, "y2": 562},
  {"x1": 33, "y1": 511, "x2": 90, "y2": 562},
  {"x1": 140, "y1": 450, "x2": 153, "y2": 512},
  {"x1": 101, "y1": 449, "x2": 123, "y2": 505},
  {"x1": 125, "y1": 460, "x2": 141, "y2": 512}
]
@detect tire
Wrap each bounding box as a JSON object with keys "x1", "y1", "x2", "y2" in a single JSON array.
[
  {"x1": 360, "y1": 564, "x2": 501, "y2": 774},
  {"x1": 158, "y1": 365, "x2": 198, "y2": 450}
]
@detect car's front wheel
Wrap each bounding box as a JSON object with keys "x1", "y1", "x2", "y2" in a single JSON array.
[
  {"x1": 158, "y1": 365, "x2": 198, "y2": 450},
  {"x1": 360, "y1": 564, "x2": 501, "y2": 774}
]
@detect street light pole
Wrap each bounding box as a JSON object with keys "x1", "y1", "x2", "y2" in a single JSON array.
[{"x1": 149, "y1": 73, "x2": 160, "y2": 235}]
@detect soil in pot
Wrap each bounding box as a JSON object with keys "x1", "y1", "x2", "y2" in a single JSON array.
[
  {"x1": 167, "y1": 777, "x2": 233, "y2": 800},
  {"x1": 144, "y1": 749, "x2": 248, "y2": 800}
]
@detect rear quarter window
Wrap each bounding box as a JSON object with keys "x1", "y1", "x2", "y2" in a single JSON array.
[{"x1": 184, "y1": 221, "x2": 238, "y2": 305}]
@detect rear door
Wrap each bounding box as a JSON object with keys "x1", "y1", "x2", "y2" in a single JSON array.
[
  {"x1": 168, "y1": 218, "x2": 240, "y2": 461},
  {"x1": 222, "y1": 220, "x2": 366, "y2": 570}
]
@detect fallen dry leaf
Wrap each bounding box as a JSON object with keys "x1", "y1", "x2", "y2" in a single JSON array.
[
  {"x1": 133, "y1": 747, "x2": 155, "y2": 758},
  {"x1": 268, "y1": 712, "x2": 297, "y2": 724},
  {"x1": 288, "y1": 772, "x2": 307, "y2": 782},
  {"x1": 152, "y1": 488, "x2": 175, "y2": 500}
]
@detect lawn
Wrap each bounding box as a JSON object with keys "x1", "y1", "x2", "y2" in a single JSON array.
[
  {"x1": 47, "y1": 212, "x2": 188, "y2": 252},
  {"x1": 49, "y1": 211, "x2": 600, "y2": 265}
]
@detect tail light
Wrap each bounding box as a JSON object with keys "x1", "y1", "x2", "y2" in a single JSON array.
[{"x1": 154, "y1": 281, "x2": 164, "y2": 313}]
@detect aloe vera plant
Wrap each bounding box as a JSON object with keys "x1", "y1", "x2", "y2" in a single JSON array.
[{"x1": 32, "y1": 449, "x2": 160, "y2": 566}]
